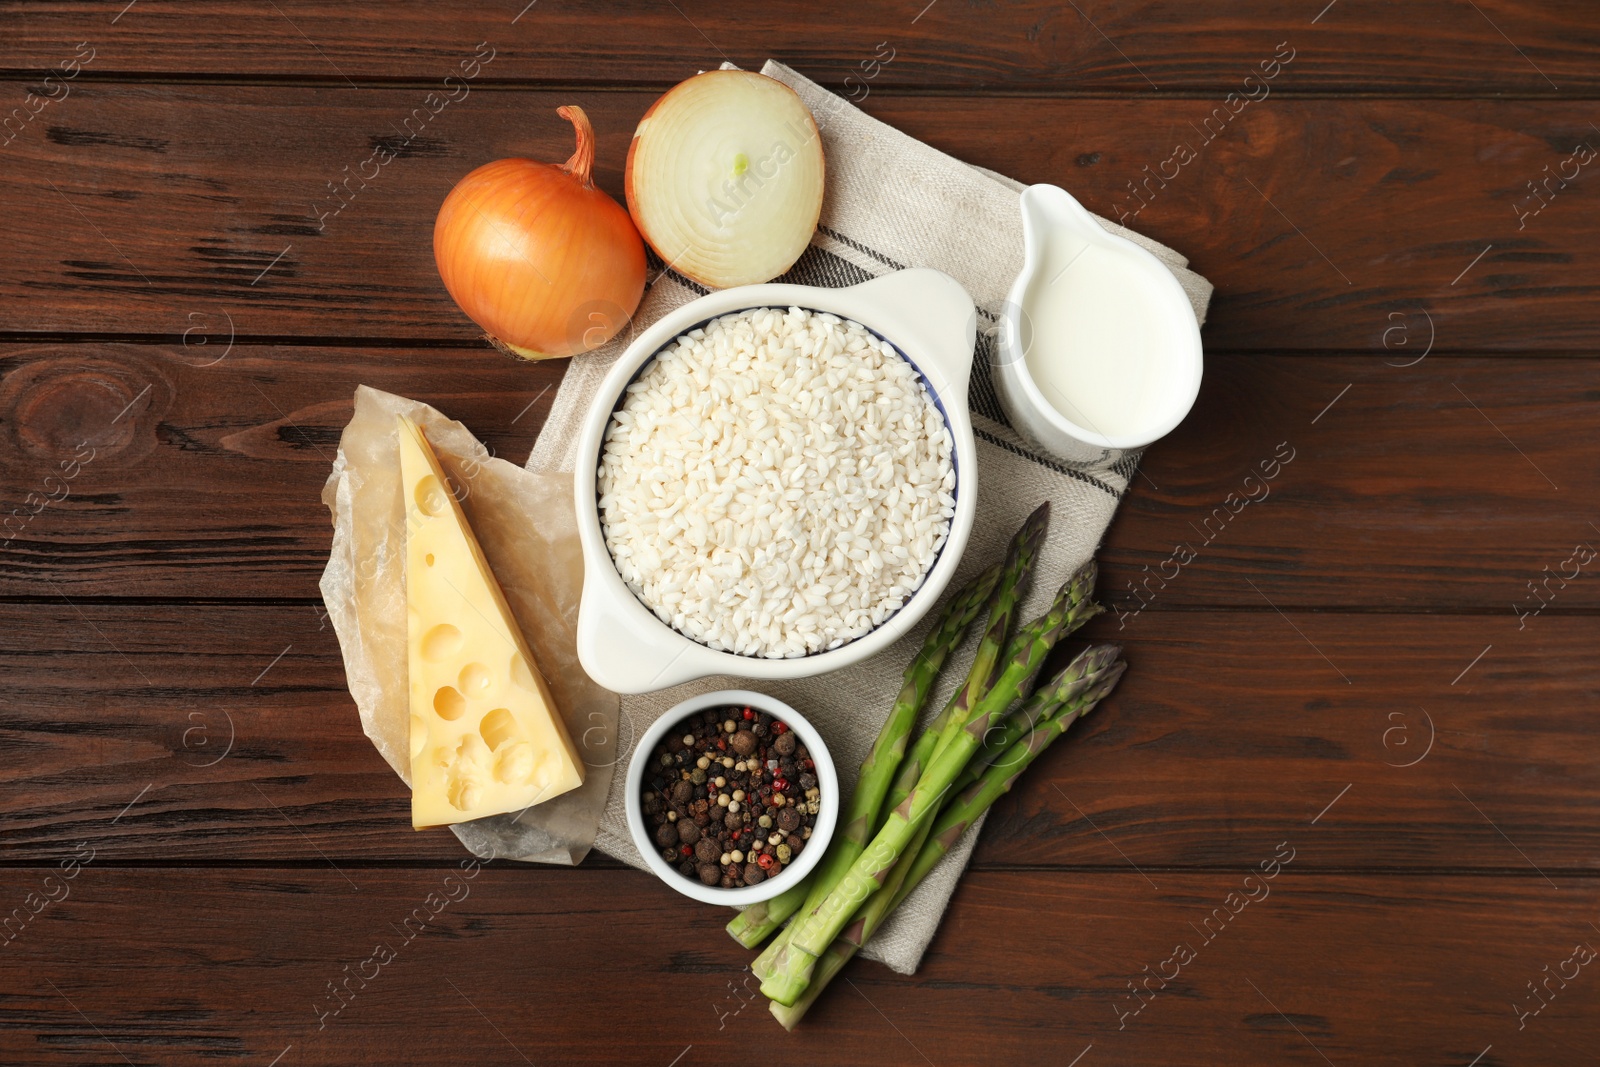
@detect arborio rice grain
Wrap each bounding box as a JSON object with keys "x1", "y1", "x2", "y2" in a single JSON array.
[{"x1": 598, "y1": 306, "x2": 956, "y2": 658}]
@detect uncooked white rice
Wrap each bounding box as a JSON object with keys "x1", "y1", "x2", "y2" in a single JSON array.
[{"x1": 597, "y1": 306, "x2": 956, "y2": 658}]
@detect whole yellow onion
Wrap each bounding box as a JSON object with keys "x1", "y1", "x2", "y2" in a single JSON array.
[{"x1": 434, "y1": 106, "x2": 646, "y2": 360}]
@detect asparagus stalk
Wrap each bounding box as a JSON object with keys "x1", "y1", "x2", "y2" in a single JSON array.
[
  {"x1": 755, "y1": 510, "x2": 1047, "y2": 974},
  {"x1": 837, "y1": 581, "x2": 1087, "y2": 937},
  {"x1": 771, "y1": 647, "x2": 1126, "y2": 1029},
  {"x1": 959, "y1": 638, "x2": 1116, "y2": 795},
  {"x1": 730, "y1": 564, "x2": 999, "y2": 951},
  {"x1": 768, "y1": 807, "x2": 934, "y2": 1031},
  {"x1": 768, "y1": 915, "x2": 859, "y2": 1029},
  {"x1": 873, "y1": 594, "x2": 1061, "y2": 840},
  {"x1": 878, "y1": 559, "x2": 1102, "y2": 830},
  {"x1": 877, "y1": 691, "x2": 959, "y2": 834},
  {"x1": 895, "y1": 652, "x2": 1127, "y2": 902},
  {"x1": 911, "y1": 504, "x2": 1052, "y2": 773},
  {"x1": 761, "y1": 506, "x2": 1054, "y2": 1005},
  {"x1": 725, "y1": 881, "x2": 809, "y2": 950},
  {"x1": 838, "y1": 563, "x2": 1002, "y2": 858}
]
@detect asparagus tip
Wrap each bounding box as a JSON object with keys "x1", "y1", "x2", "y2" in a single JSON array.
[{"x1": 1084, "y1": 657, "x2": 1129, "y2": 703}]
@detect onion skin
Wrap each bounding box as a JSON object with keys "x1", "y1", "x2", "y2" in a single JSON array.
[{"x1": 433, "y1": 106, "x2": 646, "y2": 360}]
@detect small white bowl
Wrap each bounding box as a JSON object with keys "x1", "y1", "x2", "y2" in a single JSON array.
[
  {"x1": 624, "y1": 689, "x2": 838, "y2": 906},
  {"x1": 574, "y1": 268, "x2": 978, "y2": 694}
]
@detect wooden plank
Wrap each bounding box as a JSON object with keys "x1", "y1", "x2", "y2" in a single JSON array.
[
  {"x1": 0, "y1": 87, "x2": 1597, "y2": 349},
  {"x1": 2, "y1": 343, "x2": 1594, "y2": 609},
  {"x1": 0, "y1": 340, "x2": 562, "y2": 598},
  {"x1": 2, "y1": 602, "x2": 1594, "y2": 870},
  {"x1": 1102, "y1": 352, "x2": 1600, "y2": 614},
  {"x1": 4, "y1": 0, "x2": 1599, "y2": 93},
  {"x1": 980, "y1": 606, "x2": 1600, "y2": 869},
  {"x1": 0, "y1": 867, "x2": 1592, "y2": 1064}
]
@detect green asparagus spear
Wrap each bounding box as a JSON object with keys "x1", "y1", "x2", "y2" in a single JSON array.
[
  {"x1": 958, "y1": 639, "x2": 1118, "y2": 795},
  {"x1": 896, "y1": 652, "x2": 1126, "y2": 901},
  {"x1": 839, "y1": 563, "x2": 1002, "y2": 858},
  {"x1": 761, "y1": 504, "x2": 1053, "y2": 1005},
  {"x1": 730, "y1": 564, "x2": 999, "y2": 951},
  {"x1": 878, "y1": 559, "x2": 1102, "y2": 832},
  {"x1": 914, "y1": 505, "x2": 1052, "y2": 768},
  {"x1": 770, "y1": 647, "x2": 1126, "y2": 1028},
  {"x1": 725, "y1": 881, "x2": 810, "y2": 950},
  {"x1": 754, "y1": 511, "x2": 1046, "y2": 975},
  {"x1": 748, "y1": 566, "x2": 998, "y2": 979},
  {"x1": 769, "y1": 909, "x2": 862, "y2": 1029}
]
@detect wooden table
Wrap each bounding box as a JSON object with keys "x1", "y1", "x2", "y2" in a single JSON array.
[{"x1": 4, "y1": 3, "x2": 1597, "y2": 1063}]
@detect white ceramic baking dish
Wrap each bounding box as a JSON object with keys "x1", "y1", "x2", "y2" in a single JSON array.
[{"x1": 574, "y1": 268, "x2": 978, "y2": 694}]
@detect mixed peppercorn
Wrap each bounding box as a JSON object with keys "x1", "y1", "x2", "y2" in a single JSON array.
[{"x1": 641, "y1": 705, "x2": 821, "y2": 889}]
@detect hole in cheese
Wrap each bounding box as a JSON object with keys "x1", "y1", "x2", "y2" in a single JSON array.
[
  {"x1": 425, "y1": 552, "x2": 435, "y2": 567},
  {"x1": 421, "y1": 623, "x2": 463, "y2": 661},
  {"x1": 414, "y1": 475, "x2": 449, "y2": 517},
  {"x1": 510, "y1": 652, "x2": 537, "y2": 691},
  {"x1": 441, "y1": 735, "x2": 492, "y2": 809},
  {"x1": 479, "y1": 708, "x2": 519, "y2": 752},
  {"x1": 458, "y1": 661, "x2": 493, "y2": 696},
  {"x1": 495, "y1": 741, "x2": 535, "y2": 784},
  {"x1": 433, "y1": 685, "x2": 468, "y2": 720},
  {"x1": 410, "y1": 714, "x2": 428, "y2": 759},
  {"x1": 447, "y1": 777, "x2": 482, "y2": 811}
]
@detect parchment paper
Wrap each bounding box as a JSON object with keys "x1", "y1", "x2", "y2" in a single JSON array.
[{"x1": 318, "y1": 385, "x2": 618, "y2": 865}]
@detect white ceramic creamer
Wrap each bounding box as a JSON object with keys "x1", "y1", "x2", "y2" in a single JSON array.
[{"x1": 992, "y1": 184, "x2": 1202, "y2": 467}]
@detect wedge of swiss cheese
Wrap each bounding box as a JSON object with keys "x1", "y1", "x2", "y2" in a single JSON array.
[{"x1": 398, "y1": 415, "x2": 584, "y2": 828}]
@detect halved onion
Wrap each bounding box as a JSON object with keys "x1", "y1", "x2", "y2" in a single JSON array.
[{"x1": 625, "y1": 71, "x2": 824, "y2": 289}]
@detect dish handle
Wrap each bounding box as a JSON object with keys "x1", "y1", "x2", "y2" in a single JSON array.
[
  {"x1": 846, "y1": 268, "x2": 976, "y2": 408},
  {"x1": 576, "y1": 576, "x2": 704, "y2": 695}
]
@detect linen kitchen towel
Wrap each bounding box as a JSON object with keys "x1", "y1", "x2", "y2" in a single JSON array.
[{"x1": 520, "y1": 61, "x2": 1213, "y2": 975}]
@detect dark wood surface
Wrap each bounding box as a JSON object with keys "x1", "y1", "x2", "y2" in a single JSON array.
[
  {"x1": 4, "y1": 869, "x2": 1598, "y2": 1067},
  {"x1": 5, "y1": 0, "x2": 1599, "y2": 93},
  {"x1": 3, "y1": 4, "x2": 1597, "y2": 1065},
  {"x1": 6, "y1": 88, "x2": 1600, "y2": 351}
]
